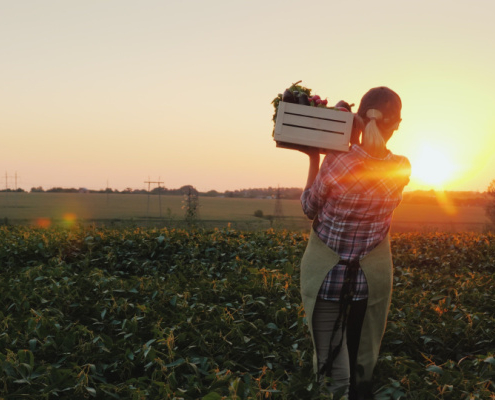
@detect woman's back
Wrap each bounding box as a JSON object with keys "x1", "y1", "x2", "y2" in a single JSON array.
[{"x1": 301, "y1": 144, "x2": 410, "y2": 259}]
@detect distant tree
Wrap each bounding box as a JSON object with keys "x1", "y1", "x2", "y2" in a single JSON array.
[
  {"x1": 45, "y1": 187, "x2": 79, "y2": 193},
  {"x1": 30, "y1": 187, "x2": 45, "y2": 193},
  {"x1": 486, "y1": 180, "x2": 495, "y2": 227},
  {"x1": 151, "y1": 186, "x2": 167, "y2": 194},
  {"x1": 204, "y1": 190, "x2": 220, "y2": 197},
  {"x1": 0, "y1": 188, "x2": 25, "y2": 193},
  {"x1": 179, "y1": 185, "x2": 198, "y2": 195}
]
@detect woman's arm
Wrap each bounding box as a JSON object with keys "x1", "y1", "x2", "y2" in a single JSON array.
[
  {"x1": 299, "y1": 147, "x2": 322, "y2": 220},
  {"x1": 302, "y1": 148, "x2": 321, "y2": 190}
]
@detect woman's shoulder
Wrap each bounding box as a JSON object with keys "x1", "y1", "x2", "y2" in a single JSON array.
[
  {"x1": 389, "y1": 153, "x2": 411, "y2": 173},
  {"x1": 323, "y1": 147, "x2": 362, "y2": 163},
  {"x1": 321, "y1": 148, "x2": 363, "y2": 173},
  {"x1": 387, "y1": 153, "x2": 412, "y2": 183},
  {"x1": 321, "y1": 147, "x2": 411, "y2": 177},
  {"x1": 390, "y1": 153, "x2": 410, "y2": 166}
]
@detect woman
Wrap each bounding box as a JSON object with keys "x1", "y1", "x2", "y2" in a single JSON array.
[{"x1": 299, "y1": 87, "x2": 411, "y2": 399}]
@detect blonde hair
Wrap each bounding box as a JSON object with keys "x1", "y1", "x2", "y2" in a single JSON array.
[{"x1": 363, "y1": 108, "x2": 385, "y2": 152}]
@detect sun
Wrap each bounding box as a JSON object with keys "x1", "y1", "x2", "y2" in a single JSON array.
[{"x1": 409, "y1": 143, "x2": 457, "y2": 189}]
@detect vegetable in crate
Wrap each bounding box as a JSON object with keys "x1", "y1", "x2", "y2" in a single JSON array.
[
  {"x1": 271, "y1": 81, "x2": 355, "y2": 144},
  {"x1": 282, "y1": 89, "x2": 295, "y2": 103},
  {"x1": 335, "y1": 100, "x2": 355, "y2": 112},
  {"x1": 271, "y1": 80, "x2": 323, "y2": 133},
  {"x1": 298, "y1": 93, "x2": 311, "y2": 105}
]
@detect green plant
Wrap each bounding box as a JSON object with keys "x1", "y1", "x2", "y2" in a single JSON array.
[
  {"x1": 0, "y1": 227, "x2": 494, "y2": 398},
  {"x1": 182, "y1": 187, "x2": 200, "y2": 227},
  {"x1": 254, "y1": 210, "x2": 264, "y2": 218},
  {"x1": 485, "y1": 179, "x2": 495, "y2": 228}
]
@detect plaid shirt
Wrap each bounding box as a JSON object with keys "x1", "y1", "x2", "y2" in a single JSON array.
[{"x1": 301, "y1": 145, "x2": 410, "y2": 301}]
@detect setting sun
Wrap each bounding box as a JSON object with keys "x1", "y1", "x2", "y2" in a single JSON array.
[{"x1": 409, "y1": 144, "x2": 458, "y2": 189}]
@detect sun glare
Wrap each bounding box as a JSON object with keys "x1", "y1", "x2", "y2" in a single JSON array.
[{"x1": 409, "y1": 144, "x2": 457, "y2": 189}]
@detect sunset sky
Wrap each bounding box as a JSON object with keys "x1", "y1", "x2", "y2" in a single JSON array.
[{"x1": 2, "y1": 1, "x2": 495, "y2": 193}]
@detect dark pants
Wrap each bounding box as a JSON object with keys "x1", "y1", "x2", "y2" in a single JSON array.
[{"x1": 313, "y1": 298, "x2": 369, "y2": 398}]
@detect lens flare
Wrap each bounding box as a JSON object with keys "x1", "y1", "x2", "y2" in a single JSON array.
[
  {"x1": 434, "y1": 190, "x2": 457, "y2": 216},
  {"x1": 35, "y1": 217, "x2": 51, "y2": 228},
  {"x1": 63, "y1": 213, "x2": 77, "y2": 226}
]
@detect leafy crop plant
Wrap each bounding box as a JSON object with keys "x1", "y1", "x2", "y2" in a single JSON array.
[{"x1": 0, "y1": 226, "x2": 494, "y2": 399}]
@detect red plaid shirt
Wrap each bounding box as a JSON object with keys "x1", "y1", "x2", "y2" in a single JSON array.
[{"x1": 301, "y1": 145, "x2": 411, "y2": 301}]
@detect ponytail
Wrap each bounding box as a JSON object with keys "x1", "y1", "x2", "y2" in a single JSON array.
[
  {"x1": 355, "y1": 86, "x2": 402, "y2": 152},
  {"x1": 363, "y1": 109, "x2": 386, "y2": 153}
]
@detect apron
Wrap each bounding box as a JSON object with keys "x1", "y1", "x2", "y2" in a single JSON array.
[{"x1": 300, "y1": 229, "x2": 393, "y2": 385}]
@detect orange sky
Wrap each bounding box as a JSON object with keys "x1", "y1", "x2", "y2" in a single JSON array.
[{"x1": 2, "y1": 1, "x2": 495, "y2": 193}]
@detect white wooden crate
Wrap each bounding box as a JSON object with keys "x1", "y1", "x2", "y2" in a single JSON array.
[{"x1": 274, "y1": 102, "x2": 354, "y2": 152}]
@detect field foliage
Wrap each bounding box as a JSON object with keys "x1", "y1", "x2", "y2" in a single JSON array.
[{"x1": 0, "y1": 226, "x2": 494, "y2": 399}]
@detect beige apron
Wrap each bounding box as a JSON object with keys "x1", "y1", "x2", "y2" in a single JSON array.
[{"x1": 300, "y1": 229, "x2": 393, "y2": 384}]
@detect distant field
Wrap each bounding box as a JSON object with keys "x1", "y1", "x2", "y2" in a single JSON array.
[{"x1": 0, "y1": 192, "x2": 490, "y2": 231}]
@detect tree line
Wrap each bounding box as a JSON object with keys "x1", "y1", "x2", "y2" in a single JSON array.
[
  {"x1": 12, "y1": 185, "x2": 304, "y2": 199},
  {"x1": 2, "y1": 185, "x2": 493, "y2": 207}
]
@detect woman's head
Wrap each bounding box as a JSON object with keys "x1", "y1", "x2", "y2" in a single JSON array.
[
  {"x1": 358, "y1": 87, "x2": 402, "y2": 130},
  {"x1": 355, "y1": 87, "x2": 402, "y2": 154}
]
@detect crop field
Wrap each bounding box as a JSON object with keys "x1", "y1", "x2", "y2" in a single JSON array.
[
  {"x1": 0, "y1": 192, "x2": 490, "y2": 232},
  {"x1": 0, "y1": 226, "x2": 494, "y2": 399}
]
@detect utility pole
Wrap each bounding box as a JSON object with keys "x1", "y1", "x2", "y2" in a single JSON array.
[
  {"x1": 4, "y1": 172, "x2": 7, "y2": 201},
  {"x1": 145, "y1": 176, "x2": 151, "y2": 220},
  {"x1": 4, "y1": 172, "x2": 20, "y2": 191},
  {"x1": 274, "y1": 186, "x2": 284, "y2": 221},
  {"x1": 106, "y1": 179, "x2": 110, "y2": 206},
  {"x1": 144, "y1": 177, "x2": 165, "y2": 220},
  {"x1": 157, "y1": 176, "x2": 162, "y2": 218}
]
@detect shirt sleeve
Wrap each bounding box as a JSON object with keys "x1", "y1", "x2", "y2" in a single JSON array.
[
  {"x1": 394, "y1": 155, "x2": 412, "y2": 188},
  {"x1": 402, "y1": 156, "x2": 412, "y2": 184}
]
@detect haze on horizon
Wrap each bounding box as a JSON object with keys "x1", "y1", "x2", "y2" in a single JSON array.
[{"x1": 2, "y1": 1, "x2": 495, "y2": 194}]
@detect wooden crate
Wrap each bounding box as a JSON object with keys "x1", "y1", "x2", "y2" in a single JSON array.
[{"x1": 274, "y1": 102, "x2": 354, "y2": 152}]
